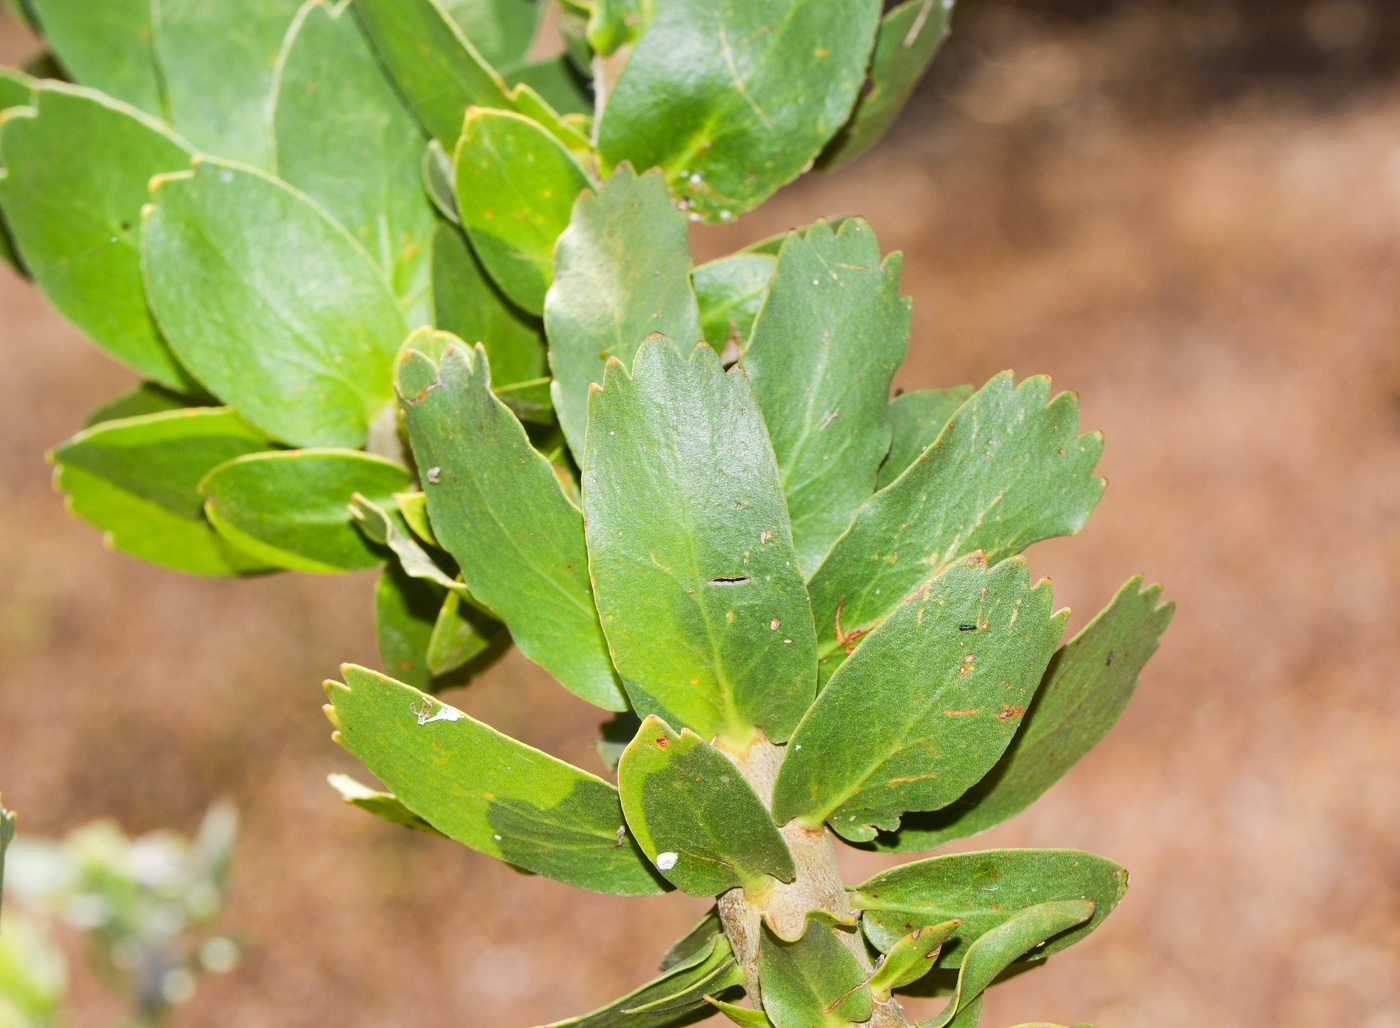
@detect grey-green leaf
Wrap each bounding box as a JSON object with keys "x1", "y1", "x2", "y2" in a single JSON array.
[
  {"x1": 852, "y1": 849, "x2": 1127, "y2": 969},
  {"x1": 326, "y1": 665, "x2": 665, "y2": 895},
  {"x1": 427, "y1": 588, "x2": 501, "y2": 676},
  {"x1": 867, "y1": 921, "x2": 960, "y2": 1001},
  {"x1": 596, "y1": 0, "x2": 881, "y2": 221},
  {"x1": 375, "y1": 564, "x2": 443, "y2": 688},
  {"x1": 328, "y1": 772, "x2": 445, "y2": 834},
  {"x1": 544, "y1": 163, "x2": 700, "y2": 461},
  {"x1": 873, "y1": 577, "x2": 1174, "y2": 851},
  {"x1": 27, "y1": 0, "x2": 165, "y2": 116},
  {"x1": 660, "y1": 907, "x2": 723, "y2": 971},
  {"x1": 84, "y1": 383, "x2": 204, "y2": 428},
  {"x1": 272, "y1": 0, "x2": 435, "y2": 322},
  {"x1": 439, "y1": 0, "x2": 540, "y2": 70},
  {"x1": 742, "y1": 218, "x2": 910, "y2": 575},
  {"x1": 396, "y1": 337, "x2": 626, "y2": 709},
  {"x1": 152, "y1": 0, "x2": 303, "y2": 167},
  {"x1": 0, "y1": 84, "x2": 196, "y2": 390},
  {"x1": 50, "y1": 408, "x2": 272, "y2": 576},
  {"x1": 706, "y1": 996, "x2": 773, "y2": 1028},
  {"x1": 878, "y1": 387, "x2": 973, "y2": 490},
  {"x1": 817, "y1": 0, "x2": 954, "y2": 172},
  {"x1": 618, "y1": 715, "x2": 796, "y2": 896},
  {"x1": 348, "y1": 492, "x2": 473, "y2": 600},
  {"x1": 806, "y1": 373, "x2": 1104, "y2": 684},
  {"x1": 758, "y1": 917, "x2": 873, "y2": 1028},
  {"x1": 142, "y1": 158, "x2": 410, "y2": 447},
  {"x1": 583, "y1": 336, "x2": 818, "y2": 745},
  {"x1": 772, "y1": 553, "x2": 1066, "y2": 842},
  {"x1": 692, "y1": 253, "x2": 774, "y2": 357}
]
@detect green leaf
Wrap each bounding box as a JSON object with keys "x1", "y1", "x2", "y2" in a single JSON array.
[
  {"x1": 27, "y1": 0, "x2": 165, "y2": 116},
  {"x1": 916, "y1": 900, "x2": 1095, "y2": 1028},
  {"x1": 0, "y1": 796, "x2": 14, "y2": 914},
  {"x1": 706, "y1": 997, "x2": 773, "y2": 1028},
  {"x1": 867, "y1": 921, "x2": 960, "y2": 1001},
  {"x1": 945, "y1": 996, "x2": 983, "y2": 1028},
  {"x1": 427, "y1": 588, "x2": 501, "y2": 676},
  {"x1": 152, "y1": 0, "x2": 303, "y2": 167},
  {"x1": 454, "y1": 106, "x2": 591, "y2": 315},
  {"x1": 587, "y1": 0, "x2": 653, "y2": 54},
  {"x1": 432, "y1": 222, "x2": 548, "y2": 387},
  {"x1": 691, "y1": 253, "x2": 774, "y2": 356},
  {"x1": 740, "y1": 216, "x2": 854, "y2": 258},
  {"x1": 877, "y1": 387, "x2": 973, "y2": 490},
  {"x1": 423, "y1": 139, "x2": 459, "y2": 222},
  {"x1": 618, "y1": 715, "x2": 796, "y2": 896},
  {"x1": 0, "y1": 67, "x2": 30, "y2": 117},
  {"x1": 375, "y1": 564, "x2": 444, "y2": 688},
  {"x1": 142, "y1": 158, "x2": 410, "y2": 447},
  {"x1": 439, "y1": 0, "x2": 541, "y2": 70},
  {"x1": 201, "y1": 450, "x2": 412, "y2": 573},
  {"x1": 326, "y1": 664, "x2": 666, "y2": 895},
  {"x1": 353, "y1": 0, "x2": 518, "y2": 148},
  {"x1": 742, "y1": 218, "x2": 910, "y2": 575},
  {"x1": 758, "y1": 917, "x2": 873, "y2": 1028},
  {"x1": 0, "y1": 84, "x2": 196, "y2": 390},
  {"x1": 327, "y1": 773, "x2": 445, "y2": 835},
  {"x1": 583, "y1": 336, "x2": 818, "y2": 745},
  {"x1": 817, "y1": 0, "x2": 953, "y2": 172},
  {"x1": 852, "y1": 849, "x2": 1126, "y2": 970},
  {"x1": 348, "y1": 492, "x2": 473, "y2": 600},
  {"x1": 396, "y1": 337, "x2": 626, "y2": 709},
  {"x1": 772, "y1": 553, "x2": 1066, "y2": 842},
  {"x1": 596, "y1": 0, "x2": 881, "y2": 221},
  {"x1": 660, "y1": 906, "x2": 722, "y2": 971},
  {"x1": 806, "y1": 373, "x2": 1104, "y2": 685},
  {"x1": 50, "y1": 408, "x2": 273, "y2": 575},
  {"x1": 544, "y1": 163, "x2": 700, "y2": 461},
  {"x1": 272, "y1": 0, "x2": 435, "y2": 322},
  {"x1": 505, "y1": 56, "x2": 592, "y2": 117},
  {"x1": 84, "y1": 383, "x2": 204, "y2": 428},
  {"x1": 874, "y1": 577, "x2": 1174, "y2": 851}
]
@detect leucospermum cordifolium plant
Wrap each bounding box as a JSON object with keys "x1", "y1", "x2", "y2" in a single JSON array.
[{"x1": 0, "y1": 1, "x2": 1177, "y2": 1027}]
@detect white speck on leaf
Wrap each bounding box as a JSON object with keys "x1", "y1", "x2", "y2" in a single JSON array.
[
  {"x1": 426, "y1": 466, "x2": 441, "y2": 484},
  {"x1": 411, "y1": 699, "x2": 465, "y2": 725},
  {"x1": 656, "y1": 852, "x2": 679, "y2": 871}
]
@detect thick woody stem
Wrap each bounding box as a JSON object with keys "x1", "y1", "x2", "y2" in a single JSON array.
[{"x1": 712, "y1": 735, "x2": 913, "y2": 1028}]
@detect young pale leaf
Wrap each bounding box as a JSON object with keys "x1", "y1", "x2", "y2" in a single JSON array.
[
  {"x1": 200, "y1": 450, "x2": 412, "y2": 573},
  {"x1": 852, "y1": 849, "x2": 1127, "y2": 969},
  {"x1": 327, "y1": 773, "x2": 444, "y2": 835},
  {"x1": 807, "y1": 373, "x2": 1104, "y2": 684},
  {"x1": 326, "y1": 665, "x2": 665, "y2": 895},
  {"x1": 618, "y1": 716, "x2": 796, "y2": 896},
  {"x1": 772, "y1": 554, "x2": 1066, "y2": 842},
  {"x1": 27, "y1": 0, "x2": 165, "y2": 116},
  {"x1": 0, "y1": 797, "x2": 14, "y2": 913},
  {"x1": 706, "y1": 996, "x2": 772, "y2": 1028},
  {"x1": 583, "y1": 336, "x2": 818, "y2": 745},
  {"x1": 375, "y1": 564, "x2": 443, "y2": 689},
  {"x1": 433, "y1": 222, "x2": 548, "y2": 387},
  {"x1": 142, "y1": 158, "x2": 410, "y2": 448},
  {"x1": 505, "y1": 56, "x2": 592, "y2": 117},
  {"x1": 878, "y1": 387, "x2": 974, "y2": 490},
  {"x1": 84, "y1": 384, "x2": 203, "y2": 428},
  {"x1": 545, "y1": 164, "x2": 700, "y2": 461},
  {"x1": 692, "y1": 253, "x2": 775, "y2": 357},
  {"x1": 758, "y1": 917, "x2": 873, "y2": 1028},
  {"x1": 917, "y1": 900, "x2": 1095, "y2": 1028},
  {"x1": 272, "y1": 0, "x2": 435, "y2": 322},
  {"x1": 353, "y1": 0, "x2": 518, "y2": 148},
  {"x1": 0, "y1": 84, "x2": 195, "y2": 390},
  {"x1": 875, "y1": 577, "x2": 1174, "y2": 851},
  {"x1": 395, "y1": 491, "x2": 437, "y2": 547},
  {"x1": 867, "y1": 921, "x2": 960, "y2": 1001},
  {"x1": 348, "y1": 494, "x2": 471, "y2": 600},
  {"x1": 454, "y1": 107, "x2": 591, "y2": 315},
  {"x1": 660, "y1": 907, "x2": 723, "y2": 971},
  {"x1": 817, "y1": 0, "x2": 954, "y2": 172},
  {"x1": 50, "y1": 409, "x2": 272, "y2": 576},
  {"x1": 510, "y1": 81, "x2": 593, "y2": 157},
  {"x1": 152, "y1": 0, "x2": 302, "y2": 167},
  {"x1": 439, "y1": 0, "x2": 540, "y2": 70},
  {"x1": 427, "y1": 589, "x2": 501, "y2": 676},
  {"x1": 742, "y1": 218, "x2": 911, "y2": 575},
  {"x1": 396, "y1": 337, "x2": 626, "y2": 710},
  {"x1": 597, "y1": 0, "x2": 881, "y2": 221}
]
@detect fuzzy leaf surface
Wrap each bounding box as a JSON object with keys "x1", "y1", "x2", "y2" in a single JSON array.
[
  {"x1": 692, "y1": 253, "x2": 774, "y2": 356},
  {"x1": 439, "y1": 0, "x2": 540, "y2": 69},
  {"x1": 202, "y1": 450, "x2": 411, "y2": 573},
  {"x1": 807, "y1": 373, "x2": 1104, "y2": 684},
  {"x1": 27, "y1": 0, "x2": 164, "y2": 116},
  {"x1": 328, "y1": 773, "x2": 443, "y2": 834},
  {"x1": 877, "y1": 387, "x2": 973, "y2": 490},
  {"x1": 773, "y1": 554, "x2": 1065, "y2": 841},
  {"x1": 152, "y1": 0, "x2": 303, "y2": 167},
  {"x1": 875, "y1": 577, "x2": 1174, "y2": 850},
  {"x1": 353, "y1": 0, "x2": 517, "y2": 147},
  {"x1": 545, "y1": 164, "x2": 700, "y2": 461},
  {"x1": 50, "y1": 409, "x2": 272, "y2": 575},
  {"x1": 867, "y1": 921, "x2": 960, "y2": 1001},
  {"x1": 375, "y1": 564, "x2": 443, "y2": 689},
  {"x1": 326, "y1": 665, "x2": 665, "y2": 895},
  {"x1": 758, "y1": 918, "x2": 873, "y2": 1028},
  {"x1": 853, "y1": 849, "x2": 1127, "y2": 968},
  {"x1": 742, "y1": 218, "x2": 910, "y2": 575},
  {"x1": 597, "y1": 0, "x2": 881, "y2": 220},
  {"x1": 142, "y1": 158, "x2": 409, "y2": 447},
  {"x1": 817, "y1": 0, "x2": 953, "y2": 172},
  {"x1": 84, "y1": 384, "x2": 202, "y2": 428},
  {"x1": 618, "y1": 716, "x2": 796, "y2": 895},
  {"x1": 0, "y1": 84, "x2": 195, "y2": 389},
  {"x1": 396, "y1": 338, "x2": 626, "y2": 709},
  {"x1": 455, "y1": 107, "x2": 590, "y2": 315},
  {"x1": 272, "y1": 0, "x2": 434, "y2": 322},
  {"x1": 583, "y1": 337, "x2": 817, "y2": 744}
]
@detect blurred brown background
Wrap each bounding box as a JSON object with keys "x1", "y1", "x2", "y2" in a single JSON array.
[{"x1": 3, "y1": 2, "x2": 1400, "y2": 1026}]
